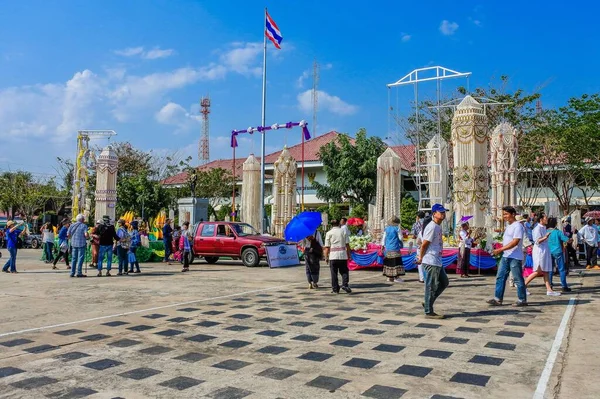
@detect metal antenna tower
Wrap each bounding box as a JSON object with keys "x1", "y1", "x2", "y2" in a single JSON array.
[
  {"x1": 536, "y1": 99, "x2": 542, "y2": 115},
  {"x1": 312, "y1": 60, "x2": 319, "y2": 137},
  {"x1": 199, "y1": 96, "x2": 211, "y2": 165}
]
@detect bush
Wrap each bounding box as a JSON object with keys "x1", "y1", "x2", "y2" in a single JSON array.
[
  {"x1": 400, "y1": 194, "x2": 418, "y2": 231},
  {"x1": 350, "y1": 204, "x2": 367, "y2": 219}
]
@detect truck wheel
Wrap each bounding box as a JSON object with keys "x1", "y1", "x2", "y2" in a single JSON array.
[
  {"x1": 241, "y1": 248, "x2": 259, "y2": 267},
  {"x1": 204, "y1": 256, "x2": 219, "y2": 264},
  {"x1": 30, "y1": 238, "x2": 40, "y2": 249}
]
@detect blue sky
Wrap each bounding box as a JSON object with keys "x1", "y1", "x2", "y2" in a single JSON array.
[{"x1": 0, "y1": 0, "x2": 598, "y2": 178}]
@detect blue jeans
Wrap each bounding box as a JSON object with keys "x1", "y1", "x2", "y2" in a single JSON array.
[
  {"x1": 2, "y1": 247, "x2": 17, "y2": 272},
  {"x1": 71, "y1": 246, "x2": 86, "y2": 276},
  {"x1": 98, "y1": 245, "x2": 113, "y2": 271},
  {"x1": 494, "y1": 257, "x2": 527, "y2": 302},
  {"x1": 44, "y1": 242, "x2": 54, "y2": 262},
  {"x1": 118, "y1": 246, "x2": 128, "y2": 273},
  {"x1": 423, "y1": 264, "x2": 448, "y2": 314},
  {"x1": 550, "y1": 252, "x2": 569, "y2": 289}
]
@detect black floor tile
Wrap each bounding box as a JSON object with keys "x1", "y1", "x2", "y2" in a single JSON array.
[
  {"x1": 173, "y1": 352, "x2": 211, "y2": 363},
  {"x1": 109, "y1": 339, "x2": 141, "y2": 348},
  {"x1": 358, "y1": 329, "x2": 385, "y2": 335},
  {"x1": 335, "y1": 306, "x2": 356, "y2": 311},
  {"x1": 505, "y1": 321, "x2": 530, "y2": 327},
  {"x1": 298, "y1": 351, "x2": 333, "y2": 362},
  {"x1": 289, "y1": 321, "x2": 314, "y2": 327},
  {"x1": 440, "y1": 337, "x2": 469, "y2": 344},
  {"x1": 415, "y1": 323, "x2": 442, "y2": 329},
  {"x1": 346, "y1": 316, "x2": 369, "y2": 322},
  {"x1": 380, "y1": 320, "x2": 405, "y2": 326},
  {"x1": 102, "y1": 321, "x2": 129, "y2": 327},
  {"x1": 203, "y1": 310, "x2": 225, "y2": 316},
  {"x1": 430, "y1": 395, "x2": 463, "y2": 399},
  {"x1": 232, "y1": 297, "x2": 251, "y2": 302},
  {"x1": 159, "y1": 376, "x2": 204, "y2": 390},
  {"x1": 47, "y1": 387, "x2": 97, "y2": 398},
  {"x1": 314, "y1": 313, "x2": 338, "y2": 319},
  {"x1": 306, "y1": 375, "x2": 350, "y2": 391},
  {"x1": 195, "y1": 321, "x2": 221, "y2": 327},
  {"x1": 496, "y1": 330, "x2": 525, "y2": 338},
  {"x1": 256, "y1": 294, "x2": 272, "y2": 297},
  {"x1": 450, "y1": 372, "x2": 490, "y2": 387},
  {"x1": 154, "y1": 329, "x2": 184, "y2": 337},
  {"x1": 178, "y1": 307, "x2": 201, "y2": 312},
  {"x1": 257, "y1": 330, "x2": 286, "y2": 337},
  {"x1": 284, "y1": 310, "x2": 306, "y2": 315},
  {"x1": 56, "y1": 351, "x2": 90, "y2": 361},
  {"x1": 0, "y1": 366, "x2": 24, "y2": 378},
  {"x1": 394, "y1": 364, "x2": 432, "y2": 378},
  {"x1": 305, "y1": 304, "x2": 322, "y2": 308},
  {"x1": 398, "y1": 333, "x2": 425, "y2": 339},
  {"x1": 420, "y1": 349, "x2": 453, "y2": 359},
  {"x1": 469, "y1": 355, "x2": 505, "y2": 366},
  {"x1": 0, "y1": 338, "x2": 33, "y2": 347},
  {"x1": 231, "y1": 304, "x2": 252, "y2": 309},
  {"x1": 55, "y1": 329, "x2": 86, "y2": 336},
  {"x1": 220, "y1": 340, "x2": 251, "y2": 348},
  {"x1": 258, "y1": 317, "x2": 281, "y2": 323},
  {"x1": 292, "y1": 334, "x2": 319, "y2": 342},
  {"x1": 355, "y1": 301, "x2": 373, "y2": 305},
  {"x1": 362, "y1": 385, "x2": 407, "y2": 399},
  {"x1": 257, "y1": 345, "x2": 289, "y2": 355},
  {"x1": 373, "y1": 344, "x2": 405, "y2": 353},
  {"x1": 187, "y1": 334, "x2": 217, "y2": 343},
  {"x1": 143, "y1": 313, "x2": 167, "y2": 319},
  {"x1": 118, "y1": 367, "x2": 162, "y2": 380},
  {"x1": 257, "y1": 367, "x2": 298, "y2": 380},
  {"x1": 23, "y1": 344, "x2": 59, "y2": 354},
  {"x1": 455, "y1": 326, "x2": 481, "y2": 333},
  {"x1": 229, "y1": 313, "x2": 252, "y2": 319},
  {"x1": 11, "y1": 376, "x2": 58, "y2": 389},
  {"x1": 364, "y1": 309, "x2": 386, "y2": 314},
  {"x1": 127, "y1": 324, "x2": 155, "y2": 332},
  {"x1": 466, "y1": 318, "x2": 490, "y2": 324},
  {"x1": 167, "y1": 317, "x2": 191, "y2": 323},
  {"x1": 225, "y1": 325, "x2": 252, "y2": 332},
  {"x1": 82, "y1": 358, "x2": 123, "y2": 371},
  {"x1": 330, "y1": 339, "x2": 362, "y2": 347},
  {"x1": 140, "y1": 345, "x2": 173, "y2": 355},
  {"x1": 256, "y1": 300, "x2": 274, "y2": 303},
  {"x1": 208, "y1": 386, "x2": 252, "y2": 399},
  {"x1": 212, "y1": 359, "x2": 252, "y2": 371},
  {"x1": 258, "y1": 307, "x2": 279, "y2": 312},
  {"x1": 485, "y1": 341, "x2": 516, "y2": 351},
  {"x1": 343, "y1": 357, "x2": 380, "y2": 369},
  {"x1": 322, "y1": 325, "x2": 347, "y2": 331},
  {"x1": 80, "y1": 334, "x2": 111, "y2": 342}
]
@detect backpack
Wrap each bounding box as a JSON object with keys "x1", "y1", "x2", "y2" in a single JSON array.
[{"x1": 119, "y1": 228, "x2": 131, "y2": 249}]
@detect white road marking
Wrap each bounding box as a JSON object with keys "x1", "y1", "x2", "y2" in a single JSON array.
[
  {"x1": 0, "y1": 273, "x2": 381, "y2": 338},
  {"x1": 533, "y1": 297, "x2": 576, "y2": 399}
]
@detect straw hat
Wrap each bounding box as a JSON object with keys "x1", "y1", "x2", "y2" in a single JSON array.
[{"x1": 6, "y1": 220, "x2": 15, "y2": 228}]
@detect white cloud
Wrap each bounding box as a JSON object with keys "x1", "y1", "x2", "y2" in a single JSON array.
[
  {"x1": 297, "y1": 90, "x2": 358, "y2": 116},
  {"x1": 218, "y1": 42, "x2": 262, "y2": 77},
  {"x1": 155, "y1": 102, "x2": 200, "y2": 134},
  {"x1": 439, "y1": 20, "x2": 459, "y2": 36},
  {"x1": 114, "y1": 46, "x2": 176, "y2": 60},
  {"x1": 401, "y1": 34, "x2": 412, "y2": 42},
  {"x1": 469, "y1": 17, "x2": 483, "y2": 27},
  {"x1": 296, "y1": 70, "x2": 310, "y2": 88}
]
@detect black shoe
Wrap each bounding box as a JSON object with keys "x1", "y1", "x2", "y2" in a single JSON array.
[
  {"x1": 106, "y1": 272, "x2": 112, "y2": 277},
  {"x1": 562, "y1": 287, "x2": 572, "y2": 292},
  {"x1": 341, "y1": 286, "x2": 352, "y2": 294},
  {"x1": 134, "y1": 270, "x2": 141, "y2": 273},
  {"x1": 76, "y1": 274, "x2": 87, "y2": 278},
  {"x1": 331, "y1": 290, "x2": 339, "y2": 294},
  {"x1": 117, "y1": 272, "x2": 123, "y2": 276},
  {"x1": 97, "y1": 272, "x2": 102, "y2": 277},
  {"x1": 70, "y1": 274, "x2": 75, "y2": 278}
]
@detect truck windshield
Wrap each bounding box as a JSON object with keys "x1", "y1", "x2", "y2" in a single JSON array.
[{"x1": 232, "y1": 223, "x2": 260, "y2": 237}]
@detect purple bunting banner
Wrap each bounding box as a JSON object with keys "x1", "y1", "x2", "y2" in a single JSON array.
[{"x1": 230, "y1": 120, "x2": 311, "y2": 148}]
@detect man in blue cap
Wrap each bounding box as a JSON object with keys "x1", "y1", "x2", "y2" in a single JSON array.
[{"x1": 416, "y1": 203, "x2": 448, "y2": 319}]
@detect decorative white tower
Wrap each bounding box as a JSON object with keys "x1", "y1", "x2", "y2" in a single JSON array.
[
  {"x1": 451, "y1": 96, "x2": 489, "y2": 238},
  {"x1": 373, "y1": 147, "x2": 402, "y2": 238},
  {"x1": 94, "y1": 145, "x2": 119, "y2": 222},
  {"x1": 271, "y1": 147, "x2": 297, "y2": 238},
  {"x1": 241, "y1": 154, "x2": 262, "y2": 230},
  {"x1": 490, "y1": 122, "x2": 518, "y2": 228}
]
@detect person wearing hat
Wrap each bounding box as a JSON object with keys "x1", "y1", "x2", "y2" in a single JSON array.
[
  {"x1": 116, "y1": 219, "x2": 131, "y2": 275},
  {"x1": 128, "y1": 221, "x2": 141, "y2": 274},
  {"x1": 381, "y1": 216, "x2": 404, "y2": 283},
  {"x1": 416, "y1": 204, "x2": 449, "y2": 319},
  {"x1": 579, "y1": 217, "x2": 599, "y2": 269},
  {"x1": 97, "y1": 215, "x2": 120, "y2": 277},
  {"x1": 2, "y1": 220, "x2": 25, "y2": 273}
]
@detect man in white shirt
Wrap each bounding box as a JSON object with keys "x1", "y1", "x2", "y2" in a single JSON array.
[
  {"x1": 579, "y1": 218, "x2": 599, "y2": 269},
  {"x1": 416, "y1": 204, "x2": 448, "y2": 319},
  {"x1": 487, "y1": 206, "x2": 528, "y2": 306},
  {"x1": 324, "y1": 219, "x2": 352, "y2": 294},
  {"x1": 340, "y1": 217, "x2": 350, "y2": 238}
]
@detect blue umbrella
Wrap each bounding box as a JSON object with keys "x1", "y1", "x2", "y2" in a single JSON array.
[{"x1": 284, "y1": 212, "x2": 322, "y2": 242}]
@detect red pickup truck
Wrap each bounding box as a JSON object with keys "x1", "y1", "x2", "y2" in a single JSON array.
[{"x1": 191, "y1": 221, "x2": 285, "y2": 267}]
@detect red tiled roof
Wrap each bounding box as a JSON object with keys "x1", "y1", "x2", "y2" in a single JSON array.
[
  {"x1": 161, "y1": 158, "x2": 249, "y2": 186},
  {"x1": 390, "y1": 145, "x2": 417, "y2": 171}
]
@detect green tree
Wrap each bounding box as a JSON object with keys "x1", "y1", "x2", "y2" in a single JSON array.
[
  {"x1": 349, "y1": 204, "x2": 367, "y2": 219},
  {"x1": 399, "y1": 194, "x2": 418, "y2": 230},
  {"x1": 192, "y1": 167, "x2": 234, "y2": 217},
  {"x1": 313, "y1": 128, "x2": 386, "y2": 207}
]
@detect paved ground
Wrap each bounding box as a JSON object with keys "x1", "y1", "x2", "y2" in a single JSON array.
[{"x1": 0, "y1": 249, "x2": 599, "y2": 398}]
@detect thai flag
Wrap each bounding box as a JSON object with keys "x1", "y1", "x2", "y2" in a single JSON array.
[{"x1": 265, "y1": 11, "x2": 282, "y2": 49}]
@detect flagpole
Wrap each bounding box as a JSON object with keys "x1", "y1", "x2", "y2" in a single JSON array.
[{"x1": 260, "y1": 7, "x2": 268, "y2": 233}]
